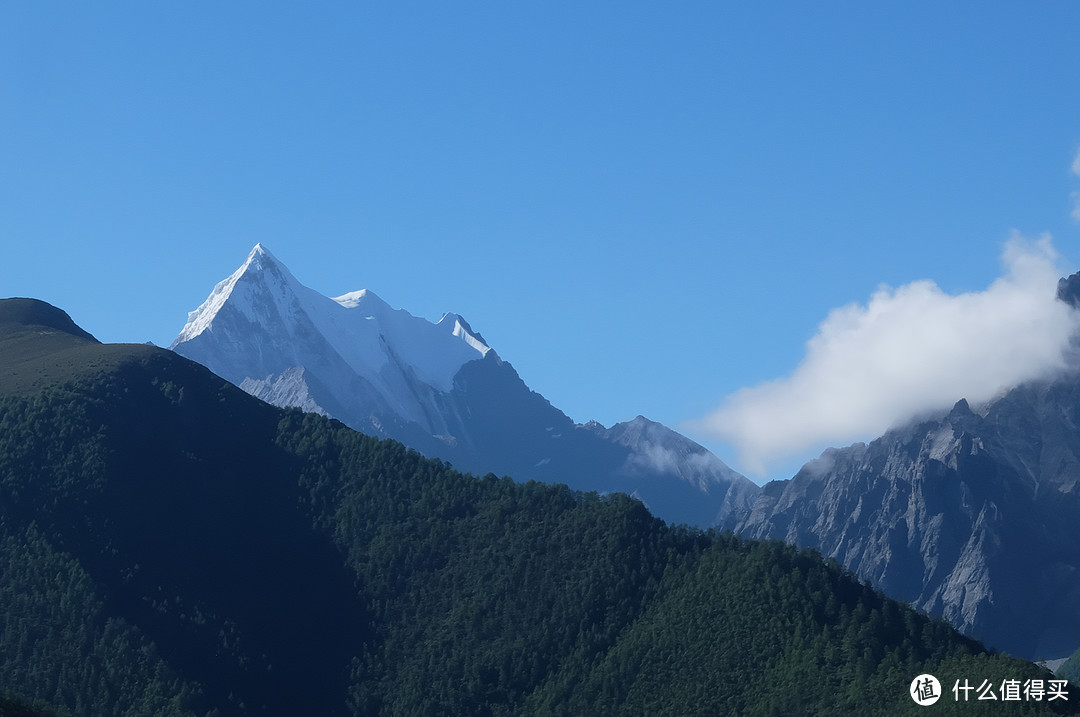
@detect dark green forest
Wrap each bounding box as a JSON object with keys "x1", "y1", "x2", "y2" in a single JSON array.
[{"x1": 0, "y1": 298, "x2": 1075, "y2": 715}]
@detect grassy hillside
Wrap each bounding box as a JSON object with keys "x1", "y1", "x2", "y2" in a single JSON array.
[{"x1": 0, "y1": 298, "x2": 1075, "y2": 716}]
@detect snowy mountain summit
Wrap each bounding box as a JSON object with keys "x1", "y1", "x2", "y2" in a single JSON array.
[
  {"x1": 173, "y1": 244, "x2": 495, "y2": 434},
  {"x1": 172, "y1": 245, "x2": 758, "y2": 526},
  {"x1": 177, "y1": 244, "x2": 493, "y2": 385}
]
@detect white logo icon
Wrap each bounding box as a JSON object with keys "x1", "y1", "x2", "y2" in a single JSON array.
[{"x1": 911, "y1": 674, "x2": 941, "y2": 706}]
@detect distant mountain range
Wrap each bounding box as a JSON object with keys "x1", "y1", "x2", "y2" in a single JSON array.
[
  {"x1": 168, "y1": 246, "x2": 1080, "y2": 660},
  {"x1": 170, "y1": 244, "x2": 758, "y2": 527},
  {"x1": 725, "y1": 274, "x2": 1080, "y2": 660},
  {"x1": 1, "y1": 297, "x2": 1068, "y2": 716}
]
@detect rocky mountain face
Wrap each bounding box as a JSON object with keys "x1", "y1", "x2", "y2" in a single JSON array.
[
  {"x1": 728, "y1": 274, "x2": 1080, "y2": 659},
  {"x1": 584, "y1": 416, "x2": 761, "y2": 526},
  {"x1": 171, "y1": 245, "x2": 758, "y2": 527},
  {"x1": 730, "y1": 378, "x2": 1080, "y2": 660}
]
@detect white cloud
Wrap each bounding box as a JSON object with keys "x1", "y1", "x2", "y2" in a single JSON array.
[{"x1": 693, "y1": 234, "x2": 1080, "y2": 477}]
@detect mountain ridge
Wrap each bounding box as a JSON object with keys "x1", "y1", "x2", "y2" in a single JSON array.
[
  {"x1": 170, "y1": 245, "x2": 758, "y2": 527},
  {"x1": 0, "y1": 297, "x2": 98, "y2": 342},
  {"x1": 729, "y1": 365, "x2": 1080, "y2": 659},
  {"x1": 1, "y1": 296, "x2": 1074, "y2": 716}
]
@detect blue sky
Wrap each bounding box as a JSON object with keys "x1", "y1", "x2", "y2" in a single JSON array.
[{"x1": 3, "y1": 3, "x2": 1080, "y2": 481}]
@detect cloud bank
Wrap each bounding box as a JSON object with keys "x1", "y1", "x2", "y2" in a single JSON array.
[{"x1": 695, "y1": 235, "x2": 1080, "y2": 476}]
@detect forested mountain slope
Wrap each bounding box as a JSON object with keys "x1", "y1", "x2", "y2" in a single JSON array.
[{"x1": 0, "y1": 298, "x2": 1075, "y2": 716}]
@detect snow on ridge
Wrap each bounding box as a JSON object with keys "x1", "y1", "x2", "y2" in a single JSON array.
[
  {"x1": 440, "y1": 312, "x2": 493, "y2": 359},
  {"x1": 173, "y1": 243, "x2": 299, "y2": 345},
  {"x1": 173, "y1": 245, "x2": 261, "y2": 344},
  {"x1": 174, "y1": 244, "x2": 493, "y2": 392},
  {"x1": 304, "y1": 286, "x2": 490, "y2": 391},
  {"x1": 332, "y1": 289, "x2": 389, "y2": 310},
  {"x1": 363, "y1": 305, "x2": 490, "y2": 391}
]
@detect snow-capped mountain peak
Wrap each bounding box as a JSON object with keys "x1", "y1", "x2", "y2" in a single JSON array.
[
  {"x1": 172, "y1": 244, "x2": 495, "y2": 416},
  {"x1": 173, "y1": 243, "x2": 294, "y2": 344},
  {"x1": 172, "y1": 244, "x2": 756, "y2": 528}
]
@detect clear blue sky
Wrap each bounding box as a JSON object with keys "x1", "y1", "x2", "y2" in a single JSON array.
[{"x1": 3, "y1": 3, "x2": 1080, "y2": 481}]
